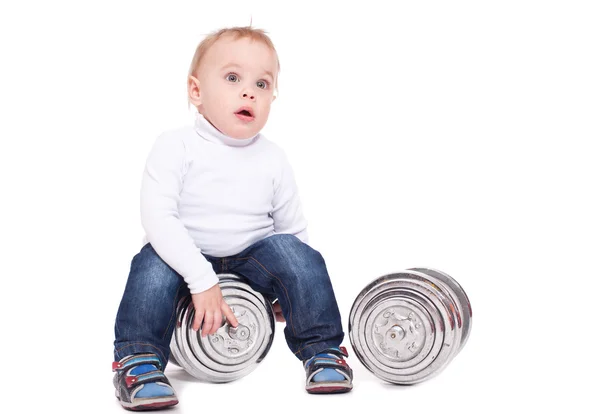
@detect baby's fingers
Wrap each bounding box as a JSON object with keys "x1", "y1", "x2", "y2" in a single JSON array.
[
  {"x1": 192, "y1": 308, "x2": 205, "y2": 332},
  {"x1": 211, "y1": 309, "x2": 223, "y2": 335},
  {"x1": 273, "y1": 301, "x2": 285, "y2": 322},
  {"x1": 202, "y1": 312, "x2": 214, "y2": 337},
  {"x1": 222, "y1": 302, "x2": 239, "y2": 327}
]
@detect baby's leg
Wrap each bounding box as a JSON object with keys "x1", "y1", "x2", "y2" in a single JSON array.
[
  {"x1": 227, "y1": 234, "x2": 344, "y2": 361},
  {"x1": 113, "y1": 243, "x2": 191, "y2": 368}
]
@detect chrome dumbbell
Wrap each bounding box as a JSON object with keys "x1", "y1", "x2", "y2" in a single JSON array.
[
  {"x1": 169, "y1": 273, "x2": 275, "y2": 383},
  {"x1": 349, "y1": 268, "x2": 472, "y2": 384}
]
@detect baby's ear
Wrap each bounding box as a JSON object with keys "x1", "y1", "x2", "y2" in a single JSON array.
[{"x1": 188, "y1": 75, "x2": 203, "y2": 106}]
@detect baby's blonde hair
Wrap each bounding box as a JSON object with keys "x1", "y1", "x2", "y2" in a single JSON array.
[
  {"x1": 189, "y1": 26, "x2": 280, "y2": 78},
  {"x1": 187, "y1": 26, "x2": 280, "y2": 109}
]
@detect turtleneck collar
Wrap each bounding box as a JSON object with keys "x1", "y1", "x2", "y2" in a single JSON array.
[{"x1": 194, "y1": 112, "x2": 259, "y2": 147}]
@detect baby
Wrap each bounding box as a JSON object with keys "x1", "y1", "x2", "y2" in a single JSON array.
[{"x1": 112, "y1": 26, "x2": 352, "y2": 410}]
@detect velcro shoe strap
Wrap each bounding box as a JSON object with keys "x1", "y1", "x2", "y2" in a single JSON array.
[
  {"x1": 125, "y1": 370, "x2": 168, "y2": 389},
  {"x1": 325, "y1": 346, "x2": 349, "y2": 358},
  {"x1": 306, "y1": 357, "x2": 353, "y2": 380},
  {"x1": 112, "y1": 354, "x2": 163, "y2": 372}
]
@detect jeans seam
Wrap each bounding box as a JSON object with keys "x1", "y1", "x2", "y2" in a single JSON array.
[
  {"x1": 162, "y1": 282, "x2": 186, "y2": 340},
  {"x1": 294, "y1": 343, "x2": 318, "y2": 358},
  {"x1": 236, "y1": 256, "x2": 297, "y2": 337}
]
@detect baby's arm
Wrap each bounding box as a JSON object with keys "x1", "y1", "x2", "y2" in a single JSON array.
[
  {"x1": 271, "y1": 150, "x2": 309, "y2": 243},
  {"x1": 140, "y1": 133, "x2": 237, "y2": 334},
  {"x1": 141, "y1": 133, "x2": 219, "y2": 292}
]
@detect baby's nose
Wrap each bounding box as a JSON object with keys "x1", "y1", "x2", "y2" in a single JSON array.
[{"x1": 242, "y1": 92, "x2": 255, "y2": 101}]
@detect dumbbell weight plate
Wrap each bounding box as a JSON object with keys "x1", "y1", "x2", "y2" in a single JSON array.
[
  {"x1": 408, "y1": 267, "x2": 472, "y2": 352},
  {"x1": 170, "y1": 273, "x2": 275, "y2": 383},
  {"x1": 349, "y1": 269, "x2": 470, "y2": 384}
]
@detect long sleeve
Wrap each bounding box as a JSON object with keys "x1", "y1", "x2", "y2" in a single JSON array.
[
  {"x1": 140, "y1": 133, "x2": 219, "y2": 294},
  {"x1": 271, "y1": 150, "x2": 309, "y2": 243}
]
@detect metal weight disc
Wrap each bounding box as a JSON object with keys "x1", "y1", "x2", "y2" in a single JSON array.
[
  {"x1": 407, "y1": 268, "x2": 472, "y2": 352},
  {"x1": 349, "y1": 269, "x2": 471, "y2": 384},
  {"x1": 169, "y1": 273, "x2": 275, "y2": 383}
]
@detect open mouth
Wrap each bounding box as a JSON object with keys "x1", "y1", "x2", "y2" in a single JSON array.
[{"x1": 235, "y1": 107, "x2": 255, "y2": 121}]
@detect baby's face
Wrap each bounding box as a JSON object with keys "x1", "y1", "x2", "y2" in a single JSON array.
[{"x1": 193, "y1": 36, "x2": 278, "y2": 139}]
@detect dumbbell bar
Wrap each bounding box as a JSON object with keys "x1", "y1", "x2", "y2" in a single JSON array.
[
  {"x1": 349, "y1": 268, "x2": 472, "y2": 384},
  {"x1": 170, "y1": 268, "x2": 471, "y2": 385}
]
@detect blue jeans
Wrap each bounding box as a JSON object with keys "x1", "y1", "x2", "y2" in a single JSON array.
[{"x1": 113, "y1": 234, "x2": 345, "y2": 367}]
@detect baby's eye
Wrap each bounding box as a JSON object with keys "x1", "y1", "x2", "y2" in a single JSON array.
[
  {"x1": 226, "y1": 73, "x2": 239, "y2": 82},
  {"x1": 256, "y1": 80, "x2": 268, "y2": 89}
]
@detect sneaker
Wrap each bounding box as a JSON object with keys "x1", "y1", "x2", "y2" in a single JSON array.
[
  {"x1": 304, "y1": 346, "x2": 353, "y2": 394},
  {"x1": 112, "y1": 353, "x2": 179, "y2": 410}
]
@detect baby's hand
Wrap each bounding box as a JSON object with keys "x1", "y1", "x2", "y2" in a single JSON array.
[
  {"x1": 273, "y1": 300, "x2": 285, "y2": 323},
  {"x1": 191, "y1": 284, "x2": 239, "y2": 337}
]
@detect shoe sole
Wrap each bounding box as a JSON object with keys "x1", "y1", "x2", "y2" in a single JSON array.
[
  {"x1": 117, "y1": 390, "x2": 179, "y2": 411},
  {"x1": 306, "y1": 382, "x2": 353, "y2": 394}
]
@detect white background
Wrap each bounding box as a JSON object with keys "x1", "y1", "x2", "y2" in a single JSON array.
[{"x1": 1, "y1": 1, "x2": 598, "y2": 413}]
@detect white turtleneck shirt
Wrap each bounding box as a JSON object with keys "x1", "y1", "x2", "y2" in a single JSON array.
[{"x1": 140, "y1": 113, "x2": 309, "y2": 294}]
